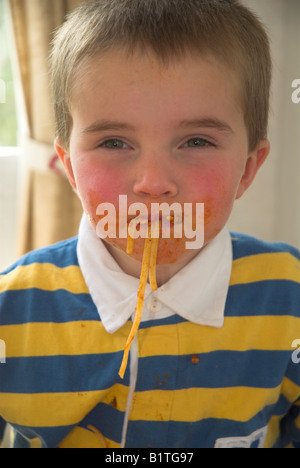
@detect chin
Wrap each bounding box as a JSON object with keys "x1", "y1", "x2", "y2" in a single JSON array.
[{"x1": 155, "y1": 238, "x2": 189, "y2": 265}]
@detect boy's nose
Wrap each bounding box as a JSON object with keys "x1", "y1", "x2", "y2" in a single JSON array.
[{"x1": 132, "y1": 160, "x2": 178, "y2": 199}]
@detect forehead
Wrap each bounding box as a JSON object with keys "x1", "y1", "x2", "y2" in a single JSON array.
[{"x1": 70, "y1": 47, "x2": 244, "y2": 127}]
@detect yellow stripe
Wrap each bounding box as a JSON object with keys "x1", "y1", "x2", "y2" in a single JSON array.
[
  {"x1": 230, "y1": 252, "x2": 300, "y2": 285},
  {"x1": 264, "y1": 378, "x2": 300, "y2": 447},
  {"x1": 58, "y1": 426, "x2": 120, "y2": 448},
  {"x1": 0, "y1": 263, "x2": 89, "y2": 294},
  {"x1": 0, "y1": 384, "x2": 129, "y2": 427},
  {"x1": 138, "y1": 316, "x2": 300, "y2": 357},
  {"x1": 281, "y1": 377, "x2": 300, "y2": 404},
  {"x1": 1, "y1": 315, "x2": 299, "y2": 358},
  {"x1": 0, "y1": 321, "x2": 130, "y2": 357},
  {"x1": 1, "y1": 252, "x2": 298, "y2": 293},
  {"x1": 0, "y1": 384, "x2": 281, "y2": 427},
  {"x1": 0, "y1": 391, "x2": 105, "y2": 427},
  {"x1": 130, "y1": 385, "x2": 282, "y2": 423}
]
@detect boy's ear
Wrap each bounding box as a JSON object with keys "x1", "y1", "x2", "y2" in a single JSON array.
[
  {"x1": 235, "y1": 139, "x2": 270, "y2": 200},
  {"x1": 54, "y1": 138, "x2": 77, "y2": 191}
]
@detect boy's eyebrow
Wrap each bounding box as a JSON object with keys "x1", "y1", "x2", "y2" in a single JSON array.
[
  {"x1": 177, "y1": 118, "x2": 234, "y2": 134},
  {"x1": 81, "y1": 117, "x2": 234, "y2": 135},
  {"x1": 81, "y1": 120, "x2": 135, "y2": 134}
]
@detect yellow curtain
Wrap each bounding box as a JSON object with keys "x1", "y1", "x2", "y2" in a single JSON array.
[{"x1": 8, "y1": 0, "x2": 84, "y2": 255}]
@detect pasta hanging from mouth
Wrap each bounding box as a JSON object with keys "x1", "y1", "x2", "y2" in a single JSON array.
[{"x1": 118, "y1": 222, "x2": 159, "y2": 379}]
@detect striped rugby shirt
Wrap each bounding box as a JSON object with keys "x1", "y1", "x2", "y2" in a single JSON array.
[{"x1": 0, "y1": 231, "x2": 300, "y2": 448}]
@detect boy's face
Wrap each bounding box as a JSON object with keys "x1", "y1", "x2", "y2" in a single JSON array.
[{"x1": 56, "y1": 48, "x2": 269, "y2": 270}]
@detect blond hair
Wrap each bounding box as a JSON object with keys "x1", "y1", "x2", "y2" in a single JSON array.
[{"x1": 49, "y1": 0, "x2": 272, "y2": 152}]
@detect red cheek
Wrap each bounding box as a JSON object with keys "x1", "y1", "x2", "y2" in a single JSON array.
[
  {"x1": 186, "y1": 171, "x2": 232, "y2": 243},
  {"x1": 75, "y1": 158, "x2": 126, "y2": 213},
  {"x1": 82, "y1": 189, "x2": 102, "y2": 226},
  {"x1": 82, "y1": 185, "x2": 121, "y2": 221},
  {"x1": 86, "y1": 188, "x2": 100, "y2": 210}
]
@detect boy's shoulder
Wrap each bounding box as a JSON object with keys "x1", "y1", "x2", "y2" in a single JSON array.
[
  {"x1": 228, "y1": 232, "x2": 300, "y2": 320},
  {"x1": 230, "y1": 231, "x2": 300, "y2": 261},
  {"x1": 1, "y1": 236, "x2": 79, "y2": 275},
  {"x1": 0, "y1": 236, "x2": 90, "y2": 326},
  {"x1": 230, "y1": 231, "x2": 300, "y2": 291},
  {"x1": 0, "y1": 236, "x2": 83, "y2": 296}
]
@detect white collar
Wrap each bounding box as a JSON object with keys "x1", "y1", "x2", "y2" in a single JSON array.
[{"x1": 77, "y1": 214, "x2": 232, "y2": 333}]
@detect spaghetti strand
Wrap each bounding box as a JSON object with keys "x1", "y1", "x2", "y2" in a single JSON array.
[
  {"x1": 149, "y1": 236, "x2": 159, "y2": 291},
  {"x1": 119, "y1": 232, "x2": 152, "y2": 378},
  {"x1": 119, "y1": 222, "x2": 160, "y2": 379},
  {"x1": 126, "y1": 234, "x2": 134, "y2": 255}
]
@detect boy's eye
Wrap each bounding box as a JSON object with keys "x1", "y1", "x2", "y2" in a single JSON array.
[
  {"x1": 183, "y1": 137, "x2": 212, "y2": 148},
  {"x1": 101, "y1": 139, "x2": 129, "y2": 149}
]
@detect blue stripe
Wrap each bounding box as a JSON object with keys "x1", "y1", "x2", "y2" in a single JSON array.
[
  {"x1": 231, "y1": 232, "x2": 300, "y2": 261},
  {"x1": 0, "y1": 237, "x2": 79, "y2": 274},
  {"x1": 80, "y1": 401, "x2": 124, "y2": 444},
  {"x1": 0, "y1": 350, "x2": 290, "y2": 394},
  {"x1": 135, "y1": 350, "x2": 291, "y2": 391},
  {"x1": 0, "y1": 289, "x2": 98, "y2": 325},
  {"x1": 10, "y1": 422, "x2": 76, "y2": 448},
  {"x1": 273, "y1": 394, "x2": 294, "y2": 417},
  {"x1": 0, "y1": 416, "x2": 5, "y2": 440},
  {"x1": 285, "y1": 359, "x2": 300, "y2": 387},
  {"x1": 0, "y1": 288, "x2": 187, "y2": 327},
  {"x1": 0, "y1": 353, "x2": 128, "y2": 393},
  {"x1": 225, "y1": 280, "x2": 300, "y2": 317},
  {"x1": 2, "y1": 279, "x2": 298, "y2": 327},
  {"x1": 139, "y1": 314, "x2": 187, "y2": 329},
  {"x1": 125, "y1": 410, "x2": 274, "y2": 448},
  {"x1": 273, "y1": 405, "x2": 300, "y2": 448}
]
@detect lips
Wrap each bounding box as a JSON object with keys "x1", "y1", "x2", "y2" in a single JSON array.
[
  {"x1": 126, "y1": 212, "x2": 182, "y2": 224},
  {"x1": 126, "y1": 213, "x2": 184, "y2": 240}
]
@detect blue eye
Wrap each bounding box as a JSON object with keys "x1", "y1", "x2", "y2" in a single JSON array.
[
  {"x1": 184, "y1": 137, "x2": 212, "y2": 148},
  {"x1": 102, "y1": 139, "x2": 129, "y2": 149}
]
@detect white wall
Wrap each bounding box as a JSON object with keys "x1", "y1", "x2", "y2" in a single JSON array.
[
  {"x1": 0, "y1": 154, "x2": 20, "y2": 270},
  {"x1": 229, "y1": 0, "x2": 300, "y2": 249}
]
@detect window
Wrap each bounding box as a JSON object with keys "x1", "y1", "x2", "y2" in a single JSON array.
[{"x1": 0, "y1": 0, "x2": 21, "y2": 271}]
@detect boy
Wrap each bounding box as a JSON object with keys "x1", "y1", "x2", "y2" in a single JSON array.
[{"x1": 0, "y1": 0, "x2": 300, "y2": 448}]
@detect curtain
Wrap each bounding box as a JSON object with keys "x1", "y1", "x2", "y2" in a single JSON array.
[{"x1": 8, "y1": 0, "x2": 84, "y2": 255}]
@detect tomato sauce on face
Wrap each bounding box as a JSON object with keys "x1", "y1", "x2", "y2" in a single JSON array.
[{"x1": 60, "y1": 47, "x2": 268, "y2": 280}]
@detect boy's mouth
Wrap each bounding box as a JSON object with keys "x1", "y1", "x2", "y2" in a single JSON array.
[
  {"x1": 127, "y1": 213, "x2": 182, "y2": 239},
  {"x1": 126, "y1": 213, "x2": 180, "y2": 223},
  {"x1": 92, "y1": 196, "x2": 204, "y2": 249}
]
